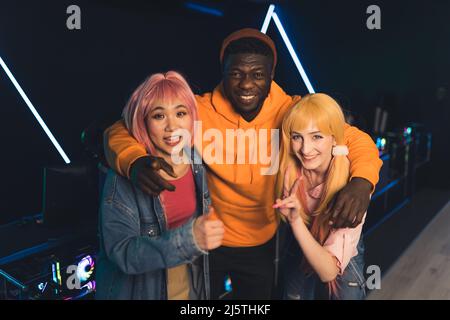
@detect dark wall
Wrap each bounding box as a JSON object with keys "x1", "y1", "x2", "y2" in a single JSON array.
[
  {"x1": 0, "y1": 0, "x2": 448, "y2": 223},
  {"x1": 272, "y1": 0, "x2": 450, "y2": 128}
]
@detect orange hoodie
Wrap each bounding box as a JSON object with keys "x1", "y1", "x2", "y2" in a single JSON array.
[{"x1": 104, "y1": 81, "x2": 382, "y2": 247}]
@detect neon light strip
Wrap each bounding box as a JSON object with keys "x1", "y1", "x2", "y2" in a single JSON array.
[
  {"x1": 363, "y1": 198, "x2": 410, "y2": 237},
  {"x1": 260, "y1": 4, "x2": 275, "y2": 34},
  {"x1": 0, "y1": 55, "x2": 71, "y2": 163},
  {"x1": 185, "y1": 3, "x2": 223, "y2": 17},
  {"x1": 271, "y1": 13, "x2": 315, "y2": 93},
  {"x1": 52, "y1": 263, "x2": 57, "y2": 284},
  {"x1": 56, "y1": 261, "x2": 62, "y2": 285},
  {"x1": 372, "y1": 178, "x2": 400, "y2": 201},
  {"x1": 260, "y1": 5, "x2": 316, "y2": 94},
  {"x1": 0, "y1": 269, "x2": 27, "y2": 290}
]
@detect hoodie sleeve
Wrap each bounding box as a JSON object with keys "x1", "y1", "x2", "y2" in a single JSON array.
[
  {"x1": 344, "y1": 123, "x2": 383, "y2": 190},
  {"x1": 104, "y1": 120, "x2": 148, "y2": 178}
]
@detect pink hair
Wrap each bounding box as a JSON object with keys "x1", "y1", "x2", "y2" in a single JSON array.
[{"x1": 122, "y1": 71, "x2": 198, "y2": 155}]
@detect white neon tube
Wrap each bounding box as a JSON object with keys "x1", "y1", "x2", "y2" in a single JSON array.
[{"x1": 0, "y1": 55, "x2": 71, "y2": 163}]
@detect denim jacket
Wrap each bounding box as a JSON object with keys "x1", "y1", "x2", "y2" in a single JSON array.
[
  {"x1": 96, "y1": 150, "x2": 211, "y2": 300},
  {"x1": 281, "y1": 223, "x2": 367, "y2": 300}
]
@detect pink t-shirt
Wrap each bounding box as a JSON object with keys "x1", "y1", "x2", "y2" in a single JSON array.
[
  {"x1": 160, "y1": 168, "x2": 197, "y2": 229},
  {"x1": 297, "y1": 172, "x2": 366, "y2": 274}
]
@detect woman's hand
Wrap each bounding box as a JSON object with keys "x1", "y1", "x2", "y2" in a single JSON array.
[
  {"x1": 273, "y1": 193, "x2": 302, "y2": 224},
  {"x1": 193, "y1": 207, "x2": 224, "y2": 251},
  {"x1": 273, "y1": 168, "x2": 303, "y2": 224}
]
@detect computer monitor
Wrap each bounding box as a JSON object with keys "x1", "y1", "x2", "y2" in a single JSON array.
[{"x1": 42, "y1": 164, "x2": 98, "y2": 229}]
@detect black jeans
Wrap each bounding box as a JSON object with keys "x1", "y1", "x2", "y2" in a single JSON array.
[{"x1": 208, "y1": 236, "x2": 276, "y2": 300}]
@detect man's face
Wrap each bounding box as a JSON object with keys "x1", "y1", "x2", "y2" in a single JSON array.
[{"x1": 223, "y1": 53, "x2": 274, "y2": 122}]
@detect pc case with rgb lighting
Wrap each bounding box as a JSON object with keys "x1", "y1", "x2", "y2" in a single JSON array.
[{"x1": 0, "y1": 242, "x2": 97, "y2": 300}]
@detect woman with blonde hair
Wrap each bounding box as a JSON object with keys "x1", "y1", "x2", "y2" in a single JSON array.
[{"x1": 274, "y1": 93, "x2": 367, "y2": 300}]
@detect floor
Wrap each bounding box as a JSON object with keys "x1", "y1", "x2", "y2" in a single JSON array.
[{"x1": 368, "y1": 198, "x2": 450, "y2": 299}]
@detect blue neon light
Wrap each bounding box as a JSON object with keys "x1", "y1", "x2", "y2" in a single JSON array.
[
  {"x1": 372, "y1": 178, "x2": 400, "y2": 201},
  {"x1": 260, "y1": 5, "x2": 315, "y2": 93},
  {"x1": 0, "y1": 269, "x2": 27, "y2": 290},
  {"x1": 260, "y1": 4, "x2": 275, "y2": 34},
  {"x1": 52, "y1": 263, "x2": 57, "y2": 284},
  {"x1": 38, "y1": 282, "x2": 48, "y2": 292},
  {"x1": 185, "y1": 2, "x2": 223, "y2": 17},
  {"x1": 224, "y1": 275, "x2": 232, "y2": 292},
  {"x1": 363, "y1": 198, "x2": 410, "y2": 237},
  {"x1": 271, "y1": 13, "x2": 315, "y2": 93},
  {"x1": 376, "y1": 137, "x2": 382, "y2": 149},
  {"x1": 0, "y1": 55, "x2": 71, "y2": 163}
]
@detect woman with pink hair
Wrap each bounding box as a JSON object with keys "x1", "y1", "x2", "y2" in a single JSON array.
[{"x1": 96, "y1": 71, "x2": 223, "y2": 300}]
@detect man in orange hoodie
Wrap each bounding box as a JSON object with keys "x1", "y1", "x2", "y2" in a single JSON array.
[{"x1": 103, "y1": 28, "x2": 382, "y2": 299}]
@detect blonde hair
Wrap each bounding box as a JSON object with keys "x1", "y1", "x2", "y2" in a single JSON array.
[{"x1": 275, "y1": 93, "x2": 350, "y2": 244}]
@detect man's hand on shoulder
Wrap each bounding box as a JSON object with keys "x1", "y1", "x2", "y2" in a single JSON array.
[
  {"x1": 325, "y1": 177, "x2": 372, "y2": 228},
  {"x1": 130, "y1": 156, "x2": 177, "y2": 196}
]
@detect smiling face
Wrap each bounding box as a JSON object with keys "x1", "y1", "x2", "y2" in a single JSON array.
[
  {"x1": 290, "y1": 121, "x2": 335, "y2": 174},
  {"x1": 145, "y1": 100, "x2": 192, "y2": 161},
  {"x1": 222, "y1": 53, "x2": 273, "y2": 122}
]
